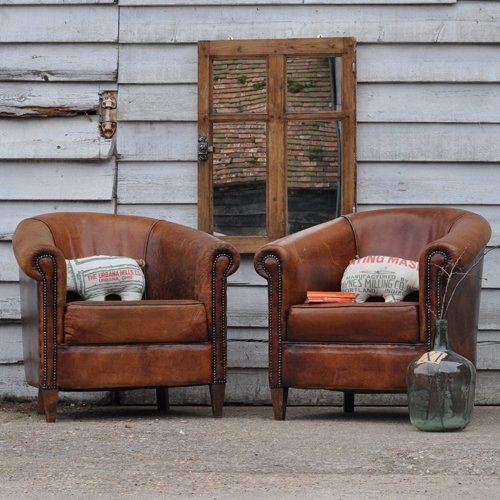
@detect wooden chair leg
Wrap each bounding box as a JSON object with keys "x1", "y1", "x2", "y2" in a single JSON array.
[
  {"x1": 210, "y1": 383, "x2": 225, "y2": 418},
  {"x1": 271, "y1": 387, "x2": 288, "y2": 420},
  {"x1": 344, "y1": 392, "x2": 355, "y2": 413},
  {"x1": 156, "y1": 388, "x2": 169, "y2": 412},
  {"x1": 39, "y1": 388, "x2": 59, "y2": 423},
  {"x1": 36, "y1": 388, "x2": 45, "y2": 415}
]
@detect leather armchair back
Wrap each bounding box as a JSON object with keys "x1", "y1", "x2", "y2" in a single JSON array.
[
  {"x1": 29, "y1": 212, "x2": 153, "y2": 259},
  {"x1": 345, "y1": 208, "x2": 477, "y2": 260}
]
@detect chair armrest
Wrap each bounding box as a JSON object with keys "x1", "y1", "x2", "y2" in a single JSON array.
[
  {"x1": 418, "y1": 211, "x2": 491, "y2": 360},
  {"x1": 420, "y1": 211, "x2": 492, "y2": 275},
  {"x1": 145, "y1": 220, "x2": 239, "y2": 383},
  {"x1": 253, "y1": 217, "x2": 355, "y2": 388},
  {"x1": 145, "y1": 220, "x2": 240, "y2": 302},
  {"x1": 12, "y1": 218, "x2": 68, "y2": 388},
  {"x1": 12, "y1": 218, "x2": 66, "y2": 283}
]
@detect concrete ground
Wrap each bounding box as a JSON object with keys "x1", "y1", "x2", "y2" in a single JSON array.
[{"x1": 0, "y1": 401, "x2": 499, "y2": 500}]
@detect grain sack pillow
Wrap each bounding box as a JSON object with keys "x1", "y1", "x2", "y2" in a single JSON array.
[
  {"x1": 341, "y1": 255, "x2": 419, "y2": 303},
  {"x1": 66, "y1": 255, "x2": 146, "y2": 301}
]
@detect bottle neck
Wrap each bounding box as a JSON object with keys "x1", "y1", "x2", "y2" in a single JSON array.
[{"x1": 434, "y1": 319, "x2": 449, "y2": 351}]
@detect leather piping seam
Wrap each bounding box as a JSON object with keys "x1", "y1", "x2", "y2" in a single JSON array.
[
  {"x1": 142, "y1": 219, "x2": 162, "y2": 300},
  {"x1": 425, "y1": 249, "x2": 449, "y2": 350},
  {"x1": 342, "y1": 215, "x2": 359, "y2": 257},
  {"x1": 259, "y1": 254, "x2": 283, "y2": 388},
  {"x1": 34, "y1": 254, "x2": 58, "y2": 389},
  {"x1": 211, "y1": 252, "x2": 233, "y2": 384}
]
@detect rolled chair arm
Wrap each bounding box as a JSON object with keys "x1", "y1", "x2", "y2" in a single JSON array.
[
  {"x1": 254, "y1": 217, "x2": 356, "y2": 388},
  {"x1": 12, "y1": 218, "x2": 66, "y2": 284},
  {"x1": 421, "y1": 211, "x2": 492, "y2": 274},
  {"x1": 418, "y1": 211, "x2": 491, "y2": 360},
  {"x1": 145, "y1": 221, "x2": 240, "y2": 384},
  {"x1": 13, "y1": 218, "x2": 69, "y2": 389},
  {"x1": 254, "y1": 217, "x2": 356, "y2": 310},
  {"x1": 145, "y1": 220, "x2": 240, "y2": 302}
]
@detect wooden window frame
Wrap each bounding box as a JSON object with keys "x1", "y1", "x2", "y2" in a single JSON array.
[{"x1": 198, "y1": 37, "x2": 357, "y2": 254}]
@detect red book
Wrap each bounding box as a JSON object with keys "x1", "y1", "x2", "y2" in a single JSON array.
[{"x1": 306, "y1": 291, "x2": 356, "y2": 303}]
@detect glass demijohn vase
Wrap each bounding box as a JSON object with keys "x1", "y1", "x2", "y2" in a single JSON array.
[{"x1": 406, "y1": 319, "x2": 476, "y2": 431}]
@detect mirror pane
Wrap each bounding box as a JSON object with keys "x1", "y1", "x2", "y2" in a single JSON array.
[
  {"x1": 287, "y1": 120, "x2": 341, "y2": 233},
  {"x1": 213, "y1": 122, "x2": 267, "y2": 236},
  {"x1": 212, "y1": 58, "x2": 267, "y2": 114},
  {"x1": 286, "y1": 57, "x2": 342, "y2": 112}
]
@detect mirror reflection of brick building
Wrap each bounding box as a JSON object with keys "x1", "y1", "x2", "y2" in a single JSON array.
[{"x1": 212, "y1": 57, "x2": 340, "y2": 236}]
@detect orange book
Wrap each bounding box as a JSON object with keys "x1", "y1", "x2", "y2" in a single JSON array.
[{"x1": 306, "y1": 291, "x2": 356, "y2": 303}]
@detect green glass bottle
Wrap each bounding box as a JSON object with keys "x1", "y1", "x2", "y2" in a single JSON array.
[{"x1": 406, "y1": 319, "x2": 476, "y2": 431}]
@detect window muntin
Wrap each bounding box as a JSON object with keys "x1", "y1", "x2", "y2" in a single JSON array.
[{"x1": 198, "y1": 38, "x2": 356, "y2": 253}]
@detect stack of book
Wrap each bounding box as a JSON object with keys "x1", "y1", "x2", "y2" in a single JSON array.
[{"x1": 306, "y1": 291, "x2": 356, "y2": 303}]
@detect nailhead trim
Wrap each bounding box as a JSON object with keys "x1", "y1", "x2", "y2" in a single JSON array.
[
  {"x1": 259, "y1": 254, "x2": 283, "y2": 388},
  {"x1": 211, "y1": 253, "x2": 233, "y2": 384},
  {"x1": 34, "y1": 254, "x2": 58, "y2": 389},
  {"x1": 425, "y1": 250, "x2": 449, "y2": 350}
]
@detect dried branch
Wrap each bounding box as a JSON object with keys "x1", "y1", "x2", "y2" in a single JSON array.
[{"x1": 432, "y1": 244, "x2": 498, "y2": 320}]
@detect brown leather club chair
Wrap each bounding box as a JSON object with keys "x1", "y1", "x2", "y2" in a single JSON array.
[
  {"x1": 254, "y1": 207, "x2": 491, "y2": 419},
  {"x1": 13, "y1": 212, "x2": 239, "y2": 422}
]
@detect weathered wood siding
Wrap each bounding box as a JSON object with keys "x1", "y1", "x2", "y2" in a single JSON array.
[
  {"x1": 1, "y1": 0, "x2": 499, "y2": 405},
  {"x1": 0, "y1": 1, "x2": 118, "y2": 399}
]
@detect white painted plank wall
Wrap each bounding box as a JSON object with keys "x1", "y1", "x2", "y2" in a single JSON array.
[
  {"x1": 119, "y1": 44, "x2": 500, "y2": 84},
  {"x1": 120, "y1": 0, "x2": 456, "y2": 5},
  {"x1": 115, "y1": 1, "x2": 500, "y2": 405},
  {"x1": 0, "y1": 6, "x2": 118, "y2": 159},
  {"x1": 0, "y1": 1, "x2": 120, "y2": 400},
  {"x1": 118, "y1": 83, "x2": 500, "y2": 123},
  {"x1": 0, "y1": 6, "x2": 117, "y2": 42},
  {"x1": 0, "y1": 83, "x2": 113, "y2": 117},
  {"x1": 357, "y1": 44, "x2": 500, "y2": 82},
  {"x1": 1, "y1": 0, "x2": 500, "y2": 405},
  {"x1": 0, "y1": 0, "x2": 456, "y2": 3},
  {"x1": 0, "y1": 45, "x2": 118, "y2": 82},
  {"x1": 0, "y1": 161, "x2": 116, "y2": 199},
  {"x1": 0, "y1": 118, "x2": 115, "y2": 160},
  {"x1": 117, "y1": 162, "x2": 197, "y2": 204},
  {"x1": 117, "y1": 121, "x2": 500, "y2": 163},
  {"x1": 358, "y1": 165, "x2": 500, "y2": 205},
  {"x1": 0, "y1": 242, "x2": 18, "y2": 281},
  {"x1": 0, "y1": 0, "x2": 113, "y2": 4},
  {"x1": 117, "y1": 204, "x2": 197, "y2": 228},
  {"x1": 118, "y1": 4, "x2": 500, "y2": 44}
]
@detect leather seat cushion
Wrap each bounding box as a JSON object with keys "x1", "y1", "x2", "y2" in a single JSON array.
[
  {"x1": 287, "y1": 302, "x2": 419, "y2": 343},
  {"x1": 63, "y1": 300, "x2": 209, "y2": 345}
]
